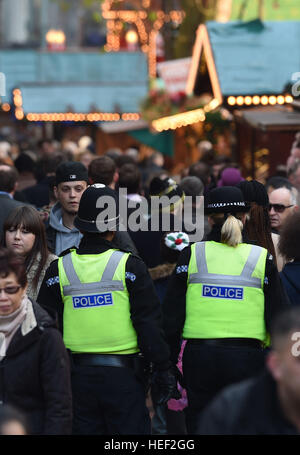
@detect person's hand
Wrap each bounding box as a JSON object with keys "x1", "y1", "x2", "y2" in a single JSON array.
[
  {"x1": 151, "y1": 367, "x2": 181, "y2": 405},
  {"x1": 173, "y1": 365, "x2": 186, "y2": 389}
]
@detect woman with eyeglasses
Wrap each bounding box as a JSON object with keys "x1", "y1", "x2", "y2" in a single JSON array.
[
  {"x1": 163, "y1": 186, "x2": 288, "y2": 434},
  {"x1": 2, "y1": 206, "x2": 57, "y2": 301},
  {"x1": 0, "y1": 248, "x2": 72, "y2": 434}
]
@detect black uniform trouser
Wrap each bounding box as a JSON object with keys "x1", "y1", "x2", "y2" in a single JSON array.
[
  {"x1": 182, "y1": 341, "x2": 267, "y2": 434},
  {"x1": 71, "y1": 364, "x2": 151, "y2": 435}
]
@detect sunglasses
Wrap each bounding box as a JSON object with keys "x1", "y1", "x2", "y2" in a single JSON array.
[
  {"x1": 0, "y1": 286, "x2": 21, "y2": 295},
  {"x1": 268, "y1": 204, "x2": 293, "y2": 213}
]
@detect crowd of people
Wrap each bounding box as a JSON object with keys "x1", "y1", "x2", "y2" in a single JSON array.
[{"x1": 0, "y1": 133, "x2": 300, "y2": 435}]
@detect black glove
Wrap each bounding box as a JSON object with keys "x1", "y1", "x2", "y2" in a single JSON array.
[{"x1": 151, "y1": 367, "x2": 181, "y2": 405}]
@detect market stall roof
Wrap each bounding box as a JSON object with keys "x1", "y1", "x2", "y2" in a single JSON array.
[
  {"x1": 234, "y1": 107, "x2": 300, "y2": 131},
  {"x1": 18, "y1": 82, "x2": 147, "y2": 115},
  {"x1": 0, "y1": 50, "x2": 148, "y2": 121},
  {"x1": 187, "y1": 19, "x2": 300, "y2": 106}
]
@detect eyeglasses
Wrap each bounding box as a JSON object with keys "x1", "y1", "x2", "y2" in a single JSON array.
[
  {"x1": 268, "y1": 204, "x2": 294, "y2": 213},
  {"x1": 0, "y1": 286, "x2": 21, "y2": 295}
]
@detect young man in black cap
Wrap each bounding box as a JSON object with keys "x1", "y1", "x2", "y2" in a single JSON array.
[
  {"x1": 45, "y1": 161, "x2": 89, "y2": 255},
  {"x1": 162, "y1": 185, "x2": 289, "y2": 434},
  {"x1": 37, "y1": 184, "x2": 179, "y2": 435}
]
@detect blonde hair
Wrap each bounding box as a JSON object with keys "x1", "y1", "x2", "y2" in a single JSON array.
[{"x1": 210, "y1": 213, "x2": 244, "y2": 247}]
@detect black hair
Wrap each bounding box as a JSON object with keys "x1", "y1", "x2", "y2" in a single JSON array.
[
  {"x1": 265, "y1": 176, "x2": 292, "y2": 192},
  {"x1": 270, "y1": 306, "x2": 300, "y2": 349}
]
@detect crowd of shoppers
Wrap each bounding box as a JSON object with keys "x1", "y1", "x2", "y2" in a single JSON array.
[{"x1": 0, "y1": 133, "x2": 299, "y2": 435}]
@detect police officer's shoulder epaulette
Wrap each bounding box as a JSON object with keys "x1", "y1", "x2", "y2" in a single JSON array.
[
  {"x1": 113, "y1": 246, "x2": 142, "y2": 261},
  {"x1": 58, "y1": 246, "x2": 78, "y2": 257},
  {"x1": 126, "y1": 251, "x2": 143, "y2": 261}
]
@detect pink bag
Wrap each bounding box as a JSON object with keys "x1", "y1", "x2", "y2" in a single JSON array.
[{"x1": 167, "y1": 341, "x2": 188, "y2": 411}]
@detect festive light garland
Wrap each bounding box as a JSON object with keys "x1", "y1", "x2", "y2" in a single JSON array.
[
  {"x1": 101, "y1": 0, "x2": 185, "y2": 77},
  {"x1": 13, "y1": 88, "x2": 141, "y2": 123}
]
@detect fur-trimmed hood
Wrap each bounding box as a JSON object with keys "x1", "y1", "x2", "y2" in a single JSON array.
[{"x1": 148, "y1": 262, "x2": 176, "y2": 281}]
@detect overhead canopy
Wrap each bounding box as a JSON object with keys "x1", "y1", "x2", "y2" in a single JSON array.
[
  {"x1": 19, "y1": 82, "x2": 147, "y2": 114},
  {"x1": 235, "y1": 107, "x2": 300, "y2": 131},
  {"x1": 128, "y1": 128, "x2": 174, "y2": 157},
  {"x1": 1, "y1": 50, "x2": 148, "y2": 115},
  {"x1": 99, "y1": 120, "x2": 174, "y2": 157},
  {"x1": 207, "y1": 19, "x2": 300, "y2": 96}
]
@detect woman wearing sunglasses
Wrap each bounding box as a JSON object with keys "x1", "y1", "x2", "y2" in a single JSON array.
[
  {"x1": 0, "y1": 248, "x2": 72, "y2": 434},
  {"x1": 2, "y1": 206, "x2": 57, "y2": 301}
]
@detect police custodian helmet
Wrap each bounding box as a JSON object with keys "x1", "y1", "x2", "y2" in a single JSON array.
[{"x1": 74, "y1": 184, "x2": 120, "y2": 233}]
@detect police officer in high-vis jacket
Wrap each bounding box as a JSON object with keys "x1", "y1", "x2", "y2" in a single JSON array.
[
  {"x1": 37, "y1": 184, "x2": 179, "y2": 435},
  {"x1": 163, "y1": 186, "x2": 288, "y2": 434}
]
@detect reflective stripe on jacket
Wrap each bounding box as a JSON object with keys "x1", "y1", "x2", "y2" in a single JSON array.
[
  {"x1": 183, "y1": 241, "x2": 267, "y2": 342},
  {"x1": 58, "y1": 249, "x2": 139, "y2": 354}
]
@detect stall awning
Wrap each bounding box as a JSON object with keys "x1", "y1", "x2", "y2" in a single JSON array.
[
  {"x1": 0, "y1": 50, "x2": 148, "y2": 121},
  {"x1": 235, "y1": 107, "x2": 300, "y2": 131},
  {"x1": 18, "y1": 82, "x2": 148, "y2": 114},
  {"x1": 207, "y1": 19, "x2": 300, "y2": 96}
]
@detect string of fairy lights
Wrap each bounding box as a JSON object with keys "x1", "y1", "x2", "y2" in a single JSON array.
[{"x1": 101, "y1": 0, "x2": 185, "y2": 78}]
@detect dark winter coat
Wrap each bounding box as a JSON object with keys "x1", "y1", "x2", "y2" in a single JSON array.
[
  {"x1": 0, "y1": 300, "x2": 72, "y2": 435},
  {"x1": 148, "y1": 263, "x2": 176, "y2": 304},
  {"x1": 197, "y1": 369, "x2": 299, "y2": 435},
  {"x1": 280, "y1": 261, "x2": 300, "y2": 305}
]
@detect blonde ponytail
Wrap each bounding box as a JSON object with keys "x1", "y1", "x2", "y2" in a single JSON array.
[{"x1": 221, "y1": 215, "x2": 243, "y2": 247}]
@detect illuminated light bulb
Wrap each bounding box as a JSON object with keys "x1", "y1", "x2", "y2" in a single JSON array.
[
  {"x1": 268, "y1": 96, "x2": 277, "y2": 105},
  {"x1": 15, "y1": 109, "x2": 24, "y2": 120},
  {"x1": 285, "y1": 95, "x2": 293, "y2": 103},
  {"x1": 2, "y1": 103, "x2": 10, "y2": 112},
  {"x1": 46, "y1": 29, "x2": 66, "y2": 51},
  {"x1": 244, "y1": 96, "x2": 252, "y2": 105},
  {"x1": 261, "y1": 96, "x2": 269, "y2": 105},
  {"x1": 277, "y1": 96, "x2": 285, "y2": 105},
  {"x1": 236, "y1": 96, "x2": 244, "y2": 106},
  {"x1": 252, "y1": 96, "x2": 260, "y2": 105},
  {"x1": 227, "y1": 96, "x2": 236, "y2": 106},
  {"x1": 14, "y1": 95, "x2": 23, "y2": 107},
  {"x1": 125, "y1": 29, "x2": 138, "y2": 45}
]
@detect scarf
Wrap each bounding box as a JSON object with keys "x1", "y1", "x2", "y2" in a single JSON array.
[{"x1": 0, "y1": 295, "x2": 28, "y2": 360}]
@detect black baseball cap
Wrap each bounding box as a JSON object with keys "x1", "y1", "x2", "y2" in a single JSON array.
[{"x1": 55, "y1": 161, "x2": 89, "y2": 186}]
